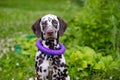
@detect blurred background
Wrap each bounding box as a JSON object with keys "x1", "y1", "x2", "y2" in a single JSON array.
[{"x1": 0, "y1": 0, "x2": 120, "y2": 80}]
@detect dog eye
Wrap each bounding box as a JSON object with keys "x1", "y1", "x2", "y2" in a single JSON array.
[
  {"x1": 41, "y1": 21, "x2": 47, "y2": 30},
  {"x1": 52, "y1": 20, "x2": 58, "y2": 28},
  {"x1": 42, "y1": 21, "x2": 47, "y2": 26}
]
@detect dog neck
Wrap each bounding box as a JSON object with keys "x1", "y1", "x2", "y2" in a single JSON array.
[{"x1": 41, "y1": 39, "x2": 60, "y2": 50}]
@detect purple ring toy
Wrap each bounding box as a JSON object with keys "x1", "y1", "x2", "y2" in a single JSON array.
[{"x1": 36, "y1": 39, "x2": 66, "y2": 55}]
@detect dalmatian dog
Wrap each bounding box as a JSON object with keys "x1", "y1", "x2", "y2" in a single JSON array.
[{"x1": 30, "y1": 14, "x2": 70, "y2": 80}]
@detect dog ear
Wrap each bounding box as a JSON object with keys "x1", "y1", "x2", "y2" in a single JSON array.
[
  {"x1": 32, "y1": 18, "x2": 41, "y2": 37},
  {"x1": 57, "y1": 17, "x2": 67, "y2": 36}
]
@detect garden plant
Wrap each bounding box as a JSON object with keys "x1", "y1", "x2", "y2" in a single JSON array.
[{"x1": 0, "y1": 0, "x2": 120, "y2": 80}]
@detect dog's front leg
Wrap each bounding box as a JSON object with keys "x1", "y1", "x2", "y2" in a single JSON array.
[{"x1": 35, "y1": 51, "x2": 49, "y2": 80}]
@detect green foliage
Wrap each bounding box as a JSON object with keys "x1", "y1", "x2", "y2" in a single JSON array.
[
  {"x1": 0, "y1": 52, "x2": 35, "y2": 80},
  {"x1": 70, "y1": 0, "x2": 85, "y2": 6},
  {"x1": 67, "y1": 46, "x2": 120, "y2": 79},
  {"x1": 68, "y1": 0, "x2": 120, "y2": 54},
  {"x1": 0, "y1": 0, "x2": 120, "y2": 79},
  {"x1": 1, "y1": 37, "x2": 119, "y2": 79},
  {"x1": 15, "y1": 35, "x2": 37, "y2": 57},
  {"x1": 0, "y1": 0, "x2": 80, "y2": 38},
  {"x1": 1, "y1": 35, "x2": 119, "y2": 79}
]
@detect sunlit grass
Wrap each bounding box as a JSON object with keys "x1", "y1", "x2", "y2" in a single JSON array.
[
  {"x1": 0, "y1": 0, "x2": 81, "y2": 79},
  {"x1": 0, "y1": 0, "x2": 120, "y2": 80},
  {"x1": 0, "y1": 0, "x2": 80, "y2": 38}
]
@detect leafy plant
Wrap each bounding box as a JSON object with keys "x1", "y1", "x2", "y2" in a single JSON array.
[
  {"x1": 0, "y1": 0, "x2": 120, "y2": 79},
  {"x1": 67, "y1": 46, "x2": 120, "y2": 79},
  {"x1": 14, "y1": 35, "x2": 37, "y2": 57},
  {"x1": 68, "y1": 0, "x2": 120, "y2": 55},
  {"x1": 0, "y1": 52, "x2": 35, "y2": 80}
]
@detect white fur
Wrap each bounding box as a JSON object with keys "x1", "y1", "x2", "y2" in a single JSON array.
[
  {"x1": 40, "y1": 14, "x2": 60, "y2": 32},
  {"x1": 38, "y1": 56, "x2": 49, "y2": 76},
  {"x1": 41, "y1": 40, "x2": 49, "y2": 48}
]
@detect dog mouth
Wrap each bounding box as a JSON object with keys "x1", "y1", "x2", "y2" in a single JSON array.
[
  {"x1": 45, "y1": 36, "x2": 57, "y2": 40},
  {"x1": 44, "y1": 31, "x2": 57, "y2": 40}
]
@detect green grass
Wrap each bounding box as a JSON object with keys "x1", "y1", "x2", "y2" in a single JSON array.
[
  {"x1": 0, "y1": 0, "x2": 120, "y2": 80},
  {"x1": 0, "y1": 0, "x2": 80, "y2": 38},
  {"x1": 0, "y1": 0, "x2": 81, "y2": 79},
  {"x1": 0, "y1": 52, "x2": 35, "y2": 80}
]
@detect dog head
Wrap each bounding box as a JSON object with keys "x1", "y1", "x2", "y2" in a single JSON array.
[{"x1": 32, "y1": 14, "x2": 67, "y2": 40}]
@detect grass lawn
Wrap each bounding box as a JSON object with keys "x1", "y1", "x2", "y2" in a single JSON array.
[
  {"x1": 1, "y1": 0, "x2": 120, "y2": 80},
  {"x1": 0, "y1": 0, "x2": 81, "y2": 80},
  {"x1": 0, "y1": 0, "x2": 80, "y2": 38}
]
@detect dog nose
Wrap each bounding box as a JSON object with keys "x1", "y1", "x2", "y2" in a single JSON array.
[{"x1": 47, "y1": 30, "x2": 54, "y2": 36}]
